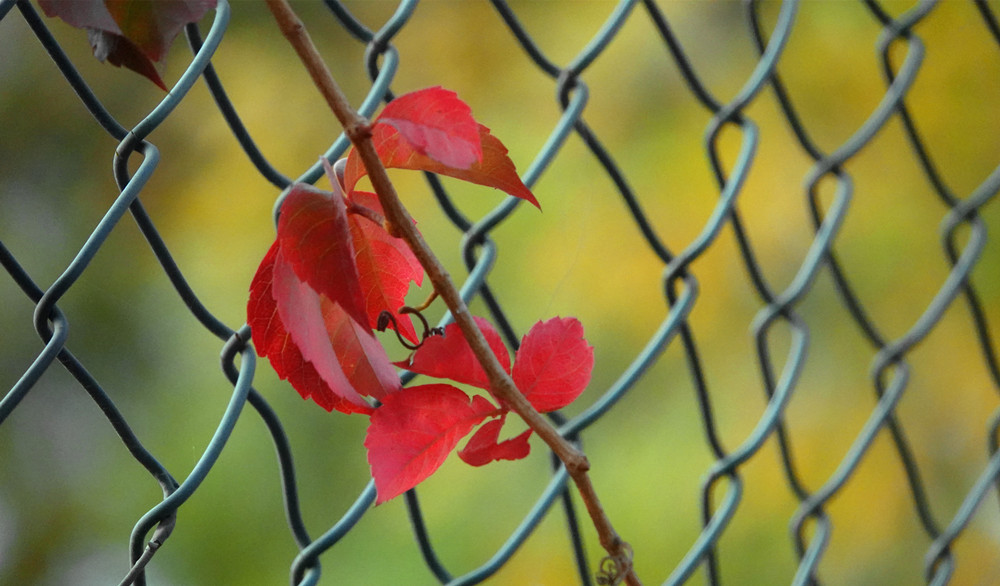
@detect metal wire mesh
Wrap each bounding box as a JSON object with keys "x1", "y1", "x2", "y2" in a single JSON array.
[{"x1": 2, "y1": 0, "x2": 999, "y2": 584}]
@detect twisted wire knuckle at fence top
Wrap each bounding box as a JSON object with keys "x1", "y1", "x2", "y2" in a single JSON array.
[{"x1": 1, "y1": 0, "x2": 999, "y2": 584}]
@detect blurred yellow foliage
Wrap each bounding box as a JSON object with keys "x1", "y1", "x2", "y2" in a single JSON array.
[{"x1": 1, "y1": 1, "x2": 998, "y2": 585}]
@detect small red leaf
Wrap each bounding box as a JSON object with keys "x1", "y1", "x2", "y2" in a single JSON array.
[
  {"x1": 365, "y1": 384, "x2": 496, "y2": 504},
  {"x1": 247, "y1": 243, "x2": 373, "y2": 415},
  {"x1": 458, "y1": 416, "x2": 533, "y2": 467},
  {"x1": 376, "y1": 87, "x2": 482, "y2": 169},
  {"x1": 512, "y1": 317, "x2": 594, "y2": 413},
  {"x1": 344, "y1": 122, "x2": 539, "y2": 209},
  {"x1": 347, "y1": 190, "x2": 423, "y2": 344},
  {"x1": 394, "y1": 317, "x2": 510, "y2": 390},
  {"x1": 278, "y1": 183, "x2": 369, "y2": 329}
]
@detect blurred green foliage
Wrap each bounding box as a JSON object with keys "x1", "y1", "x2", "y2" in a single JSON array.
[{"x1": 1, "y1": 1, "x2": 999, "y2": 585}]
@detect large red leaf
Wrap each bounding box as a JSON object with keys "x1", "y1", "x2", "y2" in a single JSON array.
[
  {"x1": 271, "y1": 246, "x2": 374, "y2": 410},
  {"x1": 458, "y1": 416, "x2": 533, "y2": 467},
  {"x1": 247, "y1": 243, "x2": 373, "y2": 415},
  {"x1": 512, "y1": 317, "x2": 594, "y2": 413},
  {"x1": 278, "y1": 183, "x2": 369, "y2": 329},
  {"x1": 365, "y1": 384, "x2": 497, "y2": 504},
  {"x1": 376, "y1": 87, "x2": 481, "y2": 170},
  {"x1": 347, "y1": 190, "x2": 423, "y2": 344},
  {"x1": 394, "y1": 317, "x2": 510, "y2": 390},
  {"x1": 344, "y1": 122, "x2": 539, "y2": 208},
  {"x1": 321, "y1": 296, "x2": 400, "y2": 402}
]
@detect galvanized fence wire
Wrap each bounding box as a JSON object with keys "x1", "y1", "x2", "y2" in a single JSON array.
[{"x1": 2, "y1": 0, "x2": 999, "y2": 584}]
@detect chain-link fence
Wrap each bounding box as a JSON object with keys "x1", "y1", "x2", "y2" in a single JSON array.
[{"x1": 2, "y1": 0, "x2": 1000, "y2": 584}]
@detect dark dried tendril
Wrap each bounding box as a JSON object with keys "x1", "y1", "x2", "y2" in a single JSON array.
[{"x1": 376, "y1": 306, "x2": 444, "y2": 350}]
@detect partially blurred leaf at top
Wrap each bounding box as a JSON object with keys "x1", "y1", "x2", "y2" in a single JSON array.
[{"x1": 38, "y1": 0, "x2": 217, "y2": 90}]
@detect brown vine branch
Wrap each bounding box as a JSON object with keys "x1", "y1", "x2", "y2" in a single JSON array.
[
  {"x1": 264, "y1": 1, "x2": 638, "y2": 583},
  {"x1": 345, "y1": 200, "x2": 386, "y2": 227}
]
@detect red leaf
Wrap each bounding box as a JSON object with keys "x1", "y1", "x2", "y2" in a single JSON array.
[
  {"x1": 39, "y1": 0, "x2": 215, "y2": 90},
  {"x1": 87, "y1": 30, "x2": 167, "y2": 90},
  {"x1": 39, "y1": 0, "x2": 120, "y2": 31},
  {"x1": 270, "y1": 245, "x2": 374, "y2": 409},
  {"x1": 347, "y1": 190, "x2": 423, "y2": 344},
  {"x1": 376, "y1": 87, "x2": 482, "y2": 170},
  {"x1": 512, "y1": 317, "x2": 594, "y2": 413},
  {"x1": 365, "y1": 385, "x2": 497, "y2": 504},
  {"x1": 104, "y1": 0, "x2": 216, "y2": 62},
  {"x1": 344, "y1": 122, "x2": 539, "y2": 209},
  {"x1": 394, "y1": 317, "x2": 510, "y2": 390},
  {"x1": 278, "y1": 183, "x2": 369, "y2": 329},
  {"x1": 321, "y1": 296, "x2": 400, "y2": 402},
  {"x1": 458, "y1": 416, "x2": 533, "y2": 467},
  {"x1": 247, "y1": 243, "x2": 373, "y2": 415}
]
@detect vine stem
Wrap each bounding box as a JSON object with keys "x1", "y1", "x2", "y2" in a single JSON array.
[{"x1": 264, "y1": 2, "x2": 638, "y2": 583}]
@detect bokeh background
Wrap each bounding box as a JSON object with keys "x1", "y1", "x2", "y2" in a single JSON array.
[{"x1": 2, "y1": 1, "x2": 999, "y2": 584}]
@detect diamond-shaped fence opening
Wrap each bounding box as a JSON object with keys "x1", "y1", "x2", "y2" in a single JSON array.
[{"x1": 1, "y1": 1, "x2": 999, "y2": 584}]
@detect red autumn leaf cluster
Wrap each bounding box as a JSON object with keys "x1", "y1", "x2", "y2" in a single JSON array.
[
  {"x1": 374, "y1": 316, "x2": 593, "y2": 503},
  {"x1": 40, "y1": 0, "x2": 217, "y2": 90},
  {"x1": 247, "y1": 87, "x2": 589, "y2": 503}
]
